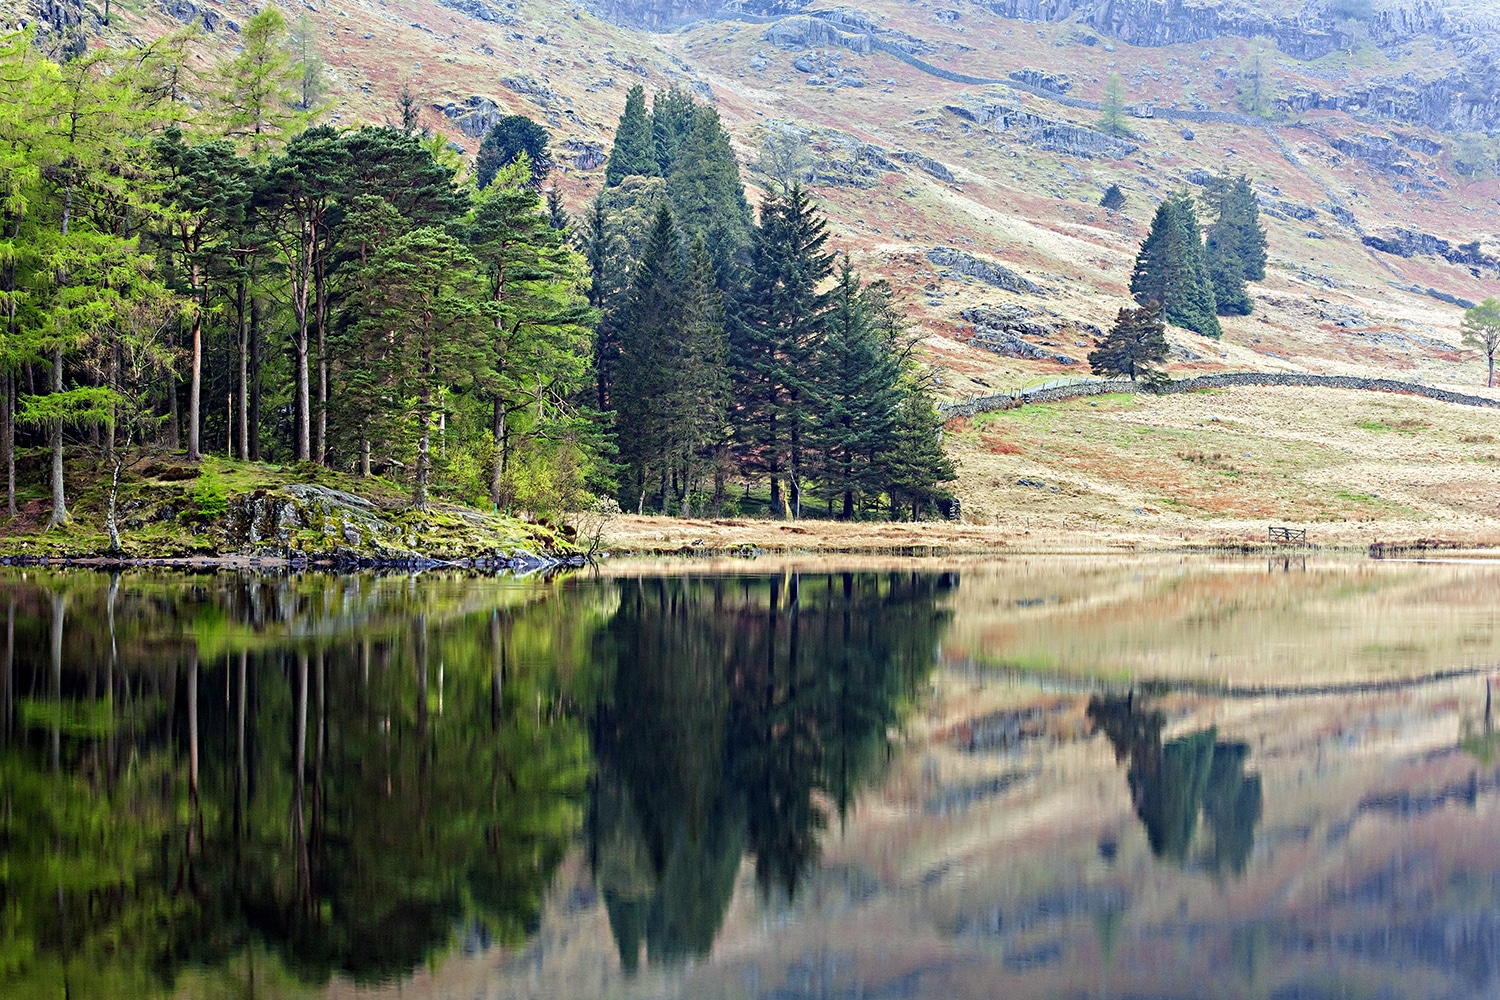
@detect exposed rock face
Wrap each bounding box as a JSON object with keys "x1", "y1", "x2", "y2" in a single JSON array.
[
  {"x1": 1363, "y1": 228, "x2": 1500, "y2": 274},
  {"x1": 560, "y1": 137, "x2": 607, "y2": 170},
  {"x1": 1008, "y1": 68, "x2": 1071, "y2": 94},
  {"x1": 27, "y1": 0, "x2": 88, "y2": 60},
  {"x1": 929, "y1": 248, "x2": 1041, "y2": 294},
  {"x1": 435, "y1": 96, "x2": 504, "y2": 138},
  {"x1": 585, "y1": 0, "x2": 804, "y2": 30},
  {"x1": 161, "y1": 0, "x2": 228, "y2": 32},
  {"x1": 962, "y1": 305, "x2": 1077, "y2": 363},
  {"x1": 948, "y1": 104, "x2": 1138, "y2": 159},
  {"x1": 437, "y1": 0, "x2": 516, "y2": 24},
  {"x1": 1282, "y1": 72, "x2": 1500, "y2": 135},
  {"x1": 892, "y1": 150, "x2": 954, "y2": 182},
  {"x1": 763, "y1": 15, "x2": 871, "y2": 54}
]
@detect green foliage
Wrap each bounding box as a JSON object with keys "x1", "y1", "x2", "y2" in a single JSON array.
[
  {"x1": 1462, "y1": 297, "x2": 1500, "y2": 387},
  {"x1": 1131, "y1": 193, "x2": 1222, "y2": 338},
  {"x1": 605, "y1": 85, "x2": 658, "y2": 187},
  {"x1": 191, "y1": 467, "x2": 229, "y2": 519},
  {"x1": 1203, "y1": 174, "x2": 1266, "y2": 316},
  {"x1": 1098, "y1": 73, "x2": 1130, "y2": 137},
  {"x1": 1089, "y1": 304, "x2": 1170, "y2": 381},
  {"x1": 1100, "y1": 183, "x2": 1126, "y2": 211},
  {"x1": 476, "y1": 114, "x2": 553, "y2": 189}
]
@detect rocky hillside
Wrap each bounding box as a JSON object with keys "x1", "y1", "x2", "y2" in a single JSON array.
[{"x1": 12, "y1": 0, "x2": 1500, "y2": 404}]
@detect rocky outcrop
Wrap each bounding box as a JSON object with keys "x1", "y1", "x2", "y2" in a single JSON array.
[
  {"x1": 560, "y1": 138, "x2": 606, "y2": 170},
  {"x1": 892, "y1": 150, "x2": 954, "y2": 183},
  {"x1": 223, "y1": 484, "x2": 571, "y2": 564},
  {"x1": 1008, "y1": 68, "x2": 1071, "y2": 94},
  {"x1": 435, "y1": 96, "x2": 505, "y2": 138},
  {"x1": 962, "y1": 305, "x2": 1077, "y2": 364},
  {"x1": 763, "y1": 14, "x2": 871, "y2": 54},
  {"x1": 949, "y1": 104, "x2": 1138, "y2": 159},
  {"x1": 161, "y1": 0, "x2": 232, "y2": 33},
  {"x1": 1363, "y1": 228, "x2": 1499, "y2": 274},
  {"x1": 928, "y1": 248, "x2": 1041, "y2": 294},
  {"x1": 437, "y1": 0, "x2": 516, "y2": 24},
  {"x1": 27, "y1": 0, "x2": 88, "y2": 60},
  {"x1": 584, "y1": 0, "x2": 804, "y2": 30}
]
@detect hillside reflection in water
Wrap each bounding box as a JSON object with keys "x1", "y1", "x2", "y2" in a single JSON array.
[{"x1": 2, "y1": 558, "x2": 1499, "y2": 1000}]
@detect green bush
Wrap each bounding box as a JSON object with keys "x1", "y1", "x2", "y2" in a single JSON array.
[{"x1": 191, "y1": 469, "x2": 229, "y2": 521}]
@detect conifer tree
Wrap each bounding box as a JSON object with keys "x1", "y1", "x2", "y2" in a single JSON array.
[
  {"x1": 1204, "y1": 174, "x2": 1266, "y2": 316},
  {"x1": 733, "y1": 184, "x2": 833, "y2": 518},
  {"x1": 670, "y1": 236, "x2": 730, "y2": 513},
  {"x1": 605, "y1": 85, "x2": 658, "y2": 187},
  {"x1": 613, "y1": 205, "x2": 681, "y2": 510},
  {"x1": 1131, "y1": 193, "x2": 1221, "y2": 339},
  {"x1": 213, "y1": 8, "x2": 306, "y2": 161},
  {"x1": 466, "y1": 158, "x2": 595, "y2": 508},
  {"x1": 881, "y1": 385, "x2": 956, "y2": 520},
  {"x1": 1088, "y1": 304, "x2": 1169, "y2": 381},
  {"x1": 1100, "y1": 183, "x2": 1126, "y2": 212},
  {"x1": 476, "y1": 115, "x2": 552, "y2": 189},
  {"x1": 811, "y1": 259, "x2": 902, "y2": 519},
  {"x1": 153, "y1": 128, "x2": 251, "y2": 462},
  {"x1": 1098, "y1": 73, "x2": 1130, "y2": 137},
  {"x1": 651, "y1": 87, "x2": 698, "y2": 177},
  {"x1": 664, "y1": 106, "x2": 753, "y2": 282}
]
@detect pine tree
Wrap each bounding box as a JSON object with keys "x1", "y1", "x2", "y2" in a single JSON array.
[
  {"x1": 476, "y1": 115, "x2": 552, "y2": 189},
  {"x1": 1088, "y1": 304, "x2": 1169, "y2": 381},
  {"x1": 732, "y1": 184, "x2": 833, "y2": 518},
  {"x1": 605, "y1": 85, "x2": 658, "y2": 187},
  {"x1": 466, "y1": 159, "x2": 595, "y2": 508},
  {"x1": 881, "y1": 385, "x2": 956, "y2": 521},
  {"x1": 1131, "y1": 193, "x2": 1221, "y2": 339},
  {"x1": 1100, "y1": 183, "x2": 1126, "y2": 212},
  {"x1": 651, "y1": 87, "x2": 698, "y2": 177},
  {"x1": 671, "y1": 236, "x2": 731, "y2": 514},
  {"x1": 153, "y1": 128, "x2": 251, "y2": 462},
  {"x1": 346, "y1": 228, "x2": 488, "y2": 508},
  {"x1": 810, "y1": 259, "x2": 902, "y2": 519},
  {"x1": 1204, "y1": 174, "x2": 1266, "y2": 316},
  {"x1": 613, "y1": 205, "x2": 681, "y2": 510},
  {"x1": 664, "y1": 105, "x2": 753, "y2": 283}
]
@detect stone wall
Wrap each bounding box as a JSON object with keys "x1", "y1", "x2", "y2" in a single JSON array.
[{"x1": 939, "y1": 372, "x2": 1500, "y2": 419}]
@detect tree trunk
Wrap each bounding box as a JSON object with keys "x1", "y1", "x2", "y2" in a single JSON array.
[
  {"x1": 1489, "y1": 352, "x2": 1494, "y2": 389},
  {"x1": 187, "y1": 271, "x2": 202, "y2": 461},
  {"x1": 415, "y1": 350, "x2": 432, "y2": 509},
  {"x1": 105, "y1": 453, "x2": 123, "y2": 553},
  {"x1": 315, "y1": 259, "x2": 328, "y2": 464},
  {"x1": 187, "y1": 652, "x2": 199, "y2": 806},
  {"x1": 237, "y1": 278, "x2": 249, "y2": 461},
  {"x1": 249, "y1": 296, "x2": 262, "y2": 461},
  {"x1": 293, "y1": 653, "x2": 311, "y2": 906},
  {"x1": 361, "y1": 435, "x2": 370, "y2": 478},
  {"x1": 296, "y1": 299, "x2": 310, "y2": 462},
  {"x1": 167, "y1": 325, "x2": 180, "y2": 450},
  {"x1": 49, "y1": 344, "x2": 67, "y2": 527},
  {"x1": 4, "y1": 373, "x2": 14, "y2": 517},
  {"x1": 490, "y1": 396, "x2": 504, "y2": 506}
]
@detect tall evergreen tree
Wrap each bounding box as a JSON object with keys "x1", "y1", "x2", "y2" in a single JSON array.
[
  {"x1": 605, "y1": 85, "x2": 658, "y2": 187},
  {"x1": 213, "y1": 8, "x2": 306, "y2": 161},
  {"x1": 810, "y1": 259, "x2": 902, "y2": 519},
  {"x1": 670, "y1": 236, "x2": 730, "y2": 514},
  {"x1": 732, "y1": 184, "x2": 833, "y2": 518},
  {"x1": 650, "y1": 87, "x2": 698, "y2": 177},
  {"x1": 613, "y1": 205, "x2": 681, "y2": 510},
  {"x1": 881, "y1": 385, "x2": 957, "y2": 521},
  {"x1": 1203, "y1": 174, "x2": 1266, "y2": 316},
  {"x1": 1130, "y1": 193, "x2": 1221, "y2": 339},
  {"x1": 664, "y1": 106, "x2": 753, "y2": 285}
]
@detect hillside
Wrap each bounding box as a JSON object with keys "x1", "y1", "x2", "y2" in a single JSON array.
[{"x1": 13, "y1": 0, "x2": 1500, "y2": 535}]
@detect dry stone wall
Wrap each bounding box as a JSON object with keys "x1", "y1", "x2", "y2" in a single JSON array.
[{"x1": 939, "y1": 372, "x2": 1500, "y2": 419}]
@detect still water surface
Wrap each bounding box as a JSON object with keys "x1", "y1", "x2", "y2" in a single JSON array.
[{"x1": 2, "y1": 558, "x2": 1499, "y2": 1000}]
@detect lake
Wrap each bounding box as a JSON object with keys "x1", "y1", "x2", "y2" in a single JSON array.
[{"x1": 2, "y1": 557, "x2": 1498, "y2": 1000}]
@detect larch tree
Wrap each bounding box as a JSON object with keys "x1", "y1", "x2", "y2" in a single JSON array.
[{"x1": 213, "y1": 7, "x2": 306, "y2": 162}]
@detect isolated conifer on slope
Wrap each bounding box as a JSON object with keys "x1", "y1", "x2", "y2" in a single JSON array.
[
  {"x1": 1089, "y1": 305, "x2": 1169, "y2": 381},
  {"x1": 605, "y1": 85, "x2": 658, "y2": 186},
  {"x1": 1100, "y1": 183, "x2": 1126, "y2": 211},
  {"x1": 1131, "y1": 193, "x2": 1221, "y2": 339},
  {"x1": 1204, "y1": 174, "x2": 1267, "y2": 316}
]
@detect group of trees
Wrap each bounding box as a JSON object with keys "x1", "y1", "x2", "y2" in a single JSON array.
[
  {"x1": 589, "y1": 85, "x2": 955, "y2": 519},
  {"x1": 0, "y1": 25, "x2": 954, "y2": 540},
  {"x1": 0, "y1": 14, "x2": 597, "y2": 536},
  {"x1": 1091, "y1": 175, "x2": 1266, "y2": 380}
]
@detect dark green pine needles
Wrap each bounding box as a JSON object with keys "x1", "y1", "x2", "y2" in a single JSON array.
[{"x1": 1131, "y1": 192, "x2": 1222, "y2": 339}]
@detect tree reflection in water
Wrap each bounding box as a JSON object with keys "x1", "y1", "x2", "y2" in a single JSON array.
[
  {"x1": 590, "y1": 572, "x2": 956, "y2": 972},
  {"x1": 0, "y1": 569, "x2": 956, "y2": 995},
  {"x1": 1088, "y1": 694, "x2": 1263, "y2": 876}
]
